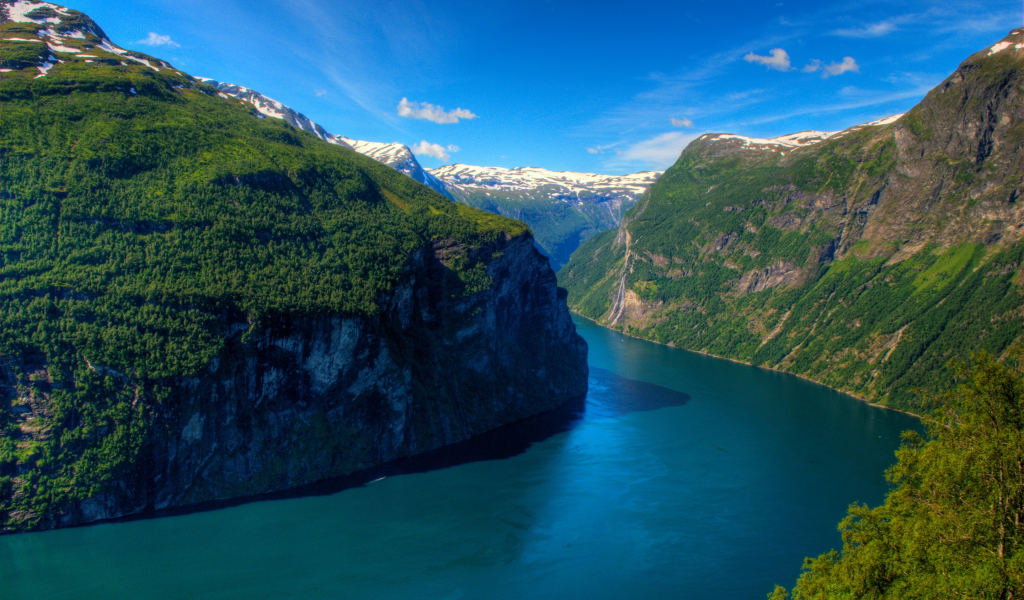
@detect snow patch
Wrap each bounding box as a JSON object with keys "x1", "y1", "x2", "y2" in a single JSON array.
[
  {"x1": 3, "y1": 37, "x2": 43, "y2": 42},
  {"x1": 988, "y1": 41, "x2": 1013, "y2": 56},
  {"x1": 6, "y1": 1, "x2": 68, "y2": 24},
  {"x1": 35, "y1": 60, "x2": 55, "y2": 78},
  {"x1": 48, "y1": 42, "x2": 80, "y2": 53}
]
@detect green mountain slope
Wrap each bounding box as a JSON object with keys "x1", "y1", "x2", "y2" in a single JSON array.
[
  {"x1": 0, "y1": 2, "x2": 587, "y2": 532},
  {"x1": 560, "y1": 29, "x2": 1024, "y2": 413}
]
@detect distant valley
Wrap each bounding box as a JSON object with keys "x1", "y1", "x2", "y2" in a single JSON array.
[{"x1": 204, "y1": 79, "x2": 659, "y2": 269}]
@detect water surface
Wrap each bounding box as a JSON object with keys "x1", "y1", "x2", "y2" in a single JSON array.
[{"x1": 0, "y1": 316, "x2": 920, "y2": 599}]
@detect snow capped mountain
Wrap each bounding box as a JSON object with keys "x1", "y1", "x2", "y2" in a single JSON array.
[
  {"x1": 430, "y1": 165, "x2": 660, "y2": 198},
  {"x1": 428, "y1": 165, "x2": 661, "y2": 270},
  {"x1": 197, "y1": 79, "x2": 453, "y2": 199},
  {"x1": 701, "y1": 114, "x2": 905, "y2": 153}
]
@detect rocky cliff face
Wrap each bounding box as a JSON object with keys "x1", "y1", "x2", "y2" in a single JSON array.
[
  {"x1": 561, "y1": 29, "x2": 1024, "y2": 412},
  {"x1": 8, "y1": 233, "x2": 586, "y2": 530}
]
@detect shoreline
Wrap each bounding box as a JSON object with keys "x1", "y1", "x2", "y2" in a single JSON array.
[{"x1": 571, "y1": 311, "x2": 923, "y2": 420}]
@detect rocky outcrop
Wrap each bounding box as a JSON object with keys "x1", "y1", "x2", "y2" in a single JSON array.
[
  {"x1": 736, "y1": 261, "x2": 803, "y2": 295},
  {"x1": 7, "y1": 233, "x2": 587, "y2": 531}
]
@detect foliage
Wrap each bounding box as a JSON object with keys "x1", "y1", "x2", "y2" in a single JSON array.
[
  {"x1": 0, "y1": 25, "x2": 526, "y2": 530},
  {"x1": 773, "y1": 351, "x2": 1024, "y2": 599}
]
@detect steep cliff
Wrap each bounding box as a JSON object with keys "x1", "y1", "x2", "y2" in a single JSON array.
[
  {"x1": 0, "y1": 1, "x2": 587, "y2": 532},
  {"x1": 561, "y1": 29, "x2": 1024, "y2": 413}
]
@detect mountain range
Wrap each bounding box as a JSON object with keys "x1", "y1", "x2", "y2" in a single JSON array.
[{"x1": 561, "y1": 28, "x2": 1024, "y2": 413}]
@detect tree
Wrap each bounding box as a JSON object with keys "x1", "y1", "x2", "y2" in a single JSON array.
[{"x1": 774, "y1": 350, "x2": 1024, "y2": 599}]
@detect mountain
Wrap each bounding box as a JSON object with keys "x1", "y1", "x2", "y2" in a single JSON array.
[
  {"x1": 202, "y1": 81, "x2": 661, "y2": 270},
  {"x1": 198, "y1": 79, "x2": 455, "y2": 199},
  {"x1": 0, "y1": 0, "x2": 587, "y2": 533},
  {"x1": 430, "y1": 165, "x2": 660, "y2": 270},
  {"x1": 560, "y1": 28, "x2": 1024, "y2": 414},
  {"x1": 431, "y1": 165, "x2": 660, "y2": 270}
]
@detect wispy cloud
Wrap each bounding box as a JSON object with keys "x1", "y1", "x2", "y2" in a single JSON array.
[
  {"x1": 137, "y1": 32, "x2": 179, "y2": 47},
  {"x1": 587, "y1": 143, "x2": 620, "y2": 155},
  {"x1": 608, "y1": 131, "x2": 701, "y2": 169},
  {"x1": 398, "y1": 98, "x2": 478, "y2": 124},
  {"x1": 832, "y1": 21, "x2": 898, "y2": 38},
  {"x1": 314, "y1": 89, "x2": 328, "y2": 97},
  {"x1": 411, "y1": 141, "x2": 460, "y2": 161},
  {"x1": 803, "y1": 57, "x2": 860, "y2": 77},
  {"x1": 742, "y1": 77, "x2": 940, "y2": 126},
  {"x1": 744, "y1": 48, "x2": 793, "y2": 71},
  {"x1": 670, "y1": 117, "x2": 694, "y2": 128}
]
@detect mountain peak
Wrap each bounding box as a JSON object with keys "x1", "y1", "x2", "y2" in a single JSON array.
[{"x1": 1, "y1": 0, "x2": 172, "y2": 75}]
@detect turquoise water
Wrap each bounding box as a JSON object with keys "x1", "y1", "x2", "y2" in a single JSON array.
[{"x1": 0, "y1": 316, "x2": 920, "y2": 599}]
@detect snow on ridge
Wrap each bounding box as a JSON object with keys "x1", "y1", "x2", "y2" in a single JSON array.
[
  {"x1": 706, "y1": 114, "x2": 905, "y2": 153},
  {"x1": 860, "y1": 114, "x2": 904, "y2": 127},
  {"x1": 710, "y1": 131, "x2": 838, "y2": 150},
  {"x1": 430, "y1": 164, "x2": 661, "y2": 194}
]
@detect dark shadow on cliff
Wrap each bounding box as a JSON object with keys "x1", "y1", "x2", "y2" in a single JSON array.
[{"x1": 104, "y1": 368, "x2": 689, "y2": 525}]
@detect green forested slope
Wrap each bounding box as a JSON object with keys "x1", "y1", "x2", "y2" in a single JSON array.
[
  {"x1": 0, "y1": 4, "x2": 529, "y2": 528},
  {"x1": 561, "y1": 29, "x2": 1024, "y2": 413}
]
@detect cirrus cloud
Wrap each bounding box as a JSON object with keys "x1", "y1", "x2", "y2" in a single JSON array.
[
  {"x1": 411, "y1": 141, "x2": 460, "y2": 162},
  {"x1": 670, "y1": 117, "x2": 694, "y2": 128},
  {"x1": 398, "y1": 98, "x2": 478, "y2": 124},
  {"x1": 743, "y1": 48, "x2": 793, "y2": 72},
  {"x1": 832, "y1": 21, "x2": 898, "y2": 38},
  {"x1": 137, "y1": 32, "x2": 179, "y2": 47}
]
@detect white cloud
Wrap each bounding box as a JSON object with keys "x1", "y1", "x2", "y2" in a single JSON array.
[
  {"x1": 803, "y1": 57, "x2": 860, "y2": 78},
  {"x1": 315, "y1": 89, "x2": 328, "y2": 97},
  {"x1": 824, "y1": 57, "x2": 860, "y2": 77},
  {"x1": 137, "y1": 32, "x2": 179, "y2": 47},
  {"x1": 670, "y1": 117, "x2": 694, "y2": 128},
  {"x1": 411, "y1": 141, "x2": 459, "y2": 162},
  {"x1": 611, "y1": 131, "x2": 700, "y2": 168},
  {"x1": 398, "y1": 98, "x2": 478, "y2": 124},
  {"x1": 743, "y1": 48, "x2": 792, "y2": 72},
  {"x1": 587, "y1": 147, "x2": 600, "y2": 154},
  {"x1": 832, "y1": 21, "x2": 898, "y2": 38}
]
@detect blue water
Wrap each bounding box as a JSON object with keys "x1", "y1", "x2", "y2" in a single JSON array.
[{"x1": 0, "y1": 316, "x2": 919, "y2": 599}]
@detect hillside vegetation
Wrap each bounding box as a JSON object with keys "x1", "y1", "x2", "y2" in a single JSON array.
[
  {"x1": 0, "y1": 4, "x2": 532, "y2": 529},
  {"x1": 560, "y1": 29, "x2": 1024, "y2": 413}
]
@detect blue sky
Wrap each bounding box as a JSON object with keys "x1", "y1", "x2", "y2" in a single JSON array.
[{"x1": 72, "y1": 0, "x2": 1020, "y2": 174}]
